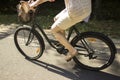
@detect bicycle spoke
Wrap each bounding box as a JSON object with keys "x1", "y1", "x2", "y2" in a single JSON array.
[
  {"x1": 71, "y1": 32, "x2": 115, "y2": 70},
  {"x1": 14, "y1": 27, "x2": 44, "y2": 59}
]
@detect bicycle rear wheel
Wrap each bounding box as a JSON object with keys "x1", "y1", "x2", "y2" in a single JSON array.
[
  {"x1": 71, "y1": 32, "x2": 116, "y2": 71},
  {"x1": 14, "y1": 27, "x2": 45, "y2": 60}
]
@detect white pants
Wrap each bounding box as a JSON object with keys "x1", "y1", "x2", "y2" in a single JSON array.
[{"x1": 51, "y1": 9, "x2": 90, "y2": 30}]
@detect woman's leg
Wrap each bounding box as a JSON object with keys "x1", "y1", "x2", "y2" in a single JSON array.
[
  {"x1": 51, "y1": 9, "x2": 79, "y2": 61},
  {"x1": 51, "y1": 26, "x2": 77, "y2": 61}
]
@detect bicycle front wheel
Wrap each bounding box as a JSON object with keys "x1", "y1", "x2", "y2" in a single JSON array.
[
  {"x1": 14, "y1": 27, "x2": 45, "y2": 60},
  {"x1": 71, "y1": 32, "x2": 116, "y2": 71}
]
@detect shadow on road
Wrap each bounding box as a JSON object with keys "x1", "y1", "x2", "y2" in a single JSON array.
[
  {"x1": 27, "y1": 59, "x2": 120, "y2": 80},
  {"x1": 0, "y1": 28, "x2": 15, "y2": 40},
  {"x1": 0, "y1": 32, "x2": 11, "y2": 39},
  {"x1": 117, "y1": 48, "x2": 120, "y2": 53}
]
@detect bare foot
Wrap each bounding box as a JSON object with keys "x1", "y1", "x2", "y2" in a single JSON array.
[{"x1": 65, "y1": 49, "x2": 78, "y2": 62}]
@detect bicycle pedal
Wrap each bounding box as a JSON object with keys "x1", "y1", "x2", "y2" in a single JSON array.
[
  {"x1": 55, "y1": 43, "x2": 62, "y2": 47},
  {"x1": 62, "y1": 49, "x2": 68, "y2": 55},
  {"x1": 50, "y1": 39, "x2": 63, "y2": 47},
  {"x1": 56, "y1": 47, "x2": 68, "y2": 55}
]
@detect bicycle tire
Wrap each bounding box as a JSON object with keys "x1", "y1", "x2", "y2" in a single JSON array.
[
  {"x1": 14, "y1": 27, "x2": 45, "y2": 60},
  {"x1": 71, "y1": 31, "x2": 116, "y2": 71}
]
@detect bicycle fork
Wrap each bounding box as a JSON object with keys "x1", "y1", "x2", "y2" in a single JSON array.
[
  {"x1": 80, "y1": 39, "x2": 97, "y2": 59},
  {"x1": 25, "y1": 28, "x2": 34, "y2": 46}
]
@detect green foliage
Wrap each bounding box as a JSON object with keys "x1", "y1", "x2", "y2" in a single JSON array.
[
  {"x1": 0, "y1": 0, "x2": 119, "y2": 20},
  {"x1": 92, "y1": 0, "x2": 120, "y2": 20},
  {"x1": 0, "y1": 15, "x2": 18, "y2": 24},
  {"x1": 75, "y1": 20, "x2": 120, "y2": 38},
  {"x1": 0, "y1": 0, "x2": 18, "y2": 14}
]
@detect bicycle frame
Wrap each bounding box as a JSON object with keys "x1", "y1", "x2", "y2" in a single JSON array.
[
  {"x1": 21, "y1": 9, "x2": 94, "y2": 55},
  {"x1": 29, "y1": 22, "x2": 80, "y2": 49},
  {"x1": 14, "y1": 7, "x2": 117, "y2": 70},
  {"x1": 20, "y1": 8, "x2": 81, "y2": 49}
]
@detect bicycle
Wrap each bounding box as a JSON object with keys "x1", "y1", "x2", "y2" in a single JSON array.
[{"x1": 14, "y1": 9, "x2": 117, "y2": 71}]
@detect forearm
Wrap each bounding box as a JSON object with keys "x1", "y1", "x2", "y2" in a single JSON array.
[{"x1": 29, "y1": 0, "x2": 48, "y2": 7}]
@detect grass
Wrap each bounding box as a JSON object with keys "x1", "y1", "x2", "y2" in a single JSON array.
[
  {"x1": 0, "y1": 14, "x2": 18, "y2": 24},
  {"x1": 75, "y1": 20, "x2": 120, "y2": 38},
  {"x1": 0, "y1": 14, "x2": 120, "y2": 39}
]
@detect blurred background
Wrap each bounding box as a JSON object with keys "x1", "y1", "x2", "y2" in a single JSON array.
[{"x1": 0, "y1": 0, "x2": 120, "y2": 38}]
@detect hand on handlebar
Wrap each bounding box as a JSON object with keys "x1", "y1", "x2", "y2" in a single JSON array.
[{"x1": 29, "y1": 0, "x2": 55, "y2": 9}]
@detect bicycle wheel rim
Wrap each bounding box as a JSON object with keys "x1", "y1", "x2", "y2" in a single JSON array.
[
  {"x1": 71, "y1": 32, "x2": 115, "y2": 70},
  {"x1": 14, "y1": 28, "x2": 43, "y2": 59}
]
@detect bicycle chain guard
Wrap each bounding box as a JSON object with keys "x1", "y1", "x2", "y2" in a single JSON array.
[{"x1": 50, "y1": 39, "x2": 68, "y2": 55}]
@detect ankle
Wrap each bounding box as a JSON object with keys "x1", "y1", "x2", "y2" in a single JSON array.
[{"x1": 69, "y1": 49, "x2": 77, "y2": 55}]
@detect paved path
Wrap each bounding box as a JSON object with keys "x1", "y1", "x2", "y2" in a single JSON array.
[{"x1": 0, "y1": 27, "x2": 120, "y2": 80}]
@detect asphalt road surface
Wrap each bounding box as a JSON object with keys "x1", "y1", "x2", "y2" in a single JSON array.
[{"x1": 0, "y1": 27, "x2": 120, "y2": 80}]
